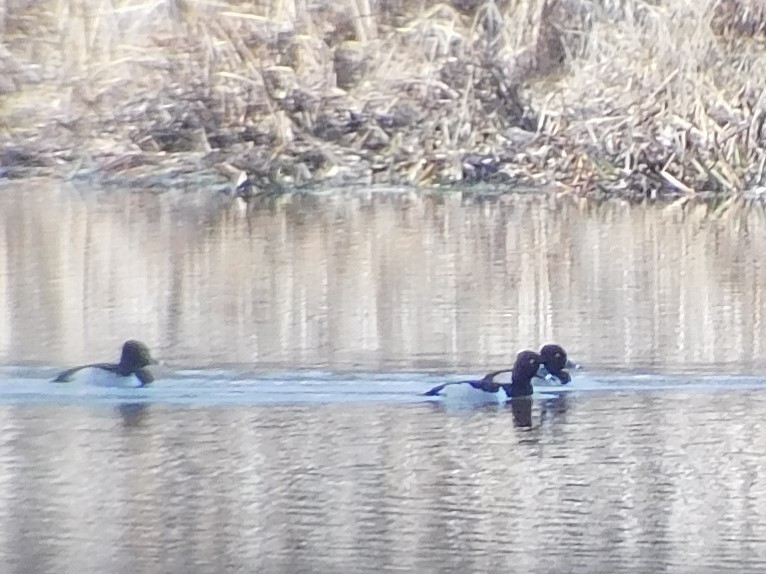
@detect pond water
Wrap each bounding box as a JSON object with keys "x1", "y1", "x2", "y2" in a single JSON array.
[{"x1": 0, "y1": 181, "x2": 765, "y2": 573}]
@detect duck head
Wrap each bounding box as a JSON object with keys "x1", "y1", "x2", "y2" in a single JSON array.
[
  {"x1": 117, "y1": 340, "x2": 157, "y2": 376},
  {"x1": 539, "y1": 344, "x2": 582, "y2": 385}
]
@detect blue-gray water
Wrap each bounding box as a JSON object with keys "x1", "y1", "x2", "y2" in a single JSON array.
[{"x1": 1, "y1": 182, "x2": 766, "y2": 573}]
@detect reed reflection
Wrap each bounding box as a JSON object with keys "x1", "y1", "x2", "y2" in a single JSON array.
[{"x1": 0, "y1": 183, "x2": 764, "y2": 374}]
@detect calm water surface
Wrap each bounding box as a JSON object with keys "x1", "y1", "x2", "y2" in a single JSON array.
[{"x1": 1, "y1": 181, "x2": 766, "y2": 573}]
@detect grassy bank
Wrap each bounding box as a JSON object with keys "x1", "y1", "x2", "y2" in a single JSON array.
[{"x1": 1, "y1": 0, "x2": 766, "y2": 199}]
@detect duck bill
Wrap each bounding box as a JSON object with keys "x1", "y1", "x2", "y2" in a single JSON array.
[
  {"x1": 534, "y1": 364, "x2": 557, "y2": 382},
  {"x1": 565, "y1": 359, "x2": 582, "y2": 370},
  {"x1": 535, "y1": 364, "x2": 571, "y2": 385}
]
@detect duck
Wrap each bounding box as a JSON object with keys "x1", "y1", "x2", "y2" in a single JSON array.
[
  {"x1": 537, "y1": 343, "x2": 582, "y2": 385},
  {"x1": 51, "y1": 340, "x2": 158, "y2": 388},
  {"x1": 424, "y1": 349, "x2": 544, "y2": 400},
  {"x1": 423, "y1": 343, "x2": 581, "y2": 400}
]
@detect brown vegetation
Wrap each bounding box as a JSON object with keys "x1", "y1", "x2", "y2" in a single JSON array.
[{"x1": 1, "y1": 0, "x2": 766, "y2": 199}]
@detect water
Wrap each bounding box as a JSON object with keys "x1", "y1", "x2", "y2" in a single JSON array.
[{"x1": 1, "y1": 181, "x2": 766, "y2": 573}]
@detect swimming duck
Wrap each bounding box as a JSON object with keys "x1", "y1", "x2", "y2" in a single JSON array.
[
  {"x1": 538, "y1": 343, "x2": 582, "y2": 385},
  {"x1": 52, "y1": 340, "x2": 158, "y2": 388},
  {"x1": 481, "y1": 343, "x2": 582, "y2": 385},
  {"x1": 424, "y1": 349, "x2": 544, "y2": 400}
]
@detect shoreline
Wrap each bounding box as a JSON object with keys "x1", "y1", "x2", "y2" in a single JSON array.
[{"x1": 2, "y1": 0, "x2": 766, "y2": 200}]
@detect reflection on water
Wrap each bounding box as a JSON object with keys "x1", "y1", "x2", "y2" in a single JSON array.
[
  {"x1": 0, "y1": 393, "x2": 765, "y2": 573},
  {"x1": 1, "y1": 181, "x2": 765, "y2": 373}
]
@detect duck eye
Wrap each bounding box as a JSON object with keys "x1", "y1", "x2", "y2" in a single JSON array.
[
  {"x1": 555, "y1": 353, "x2": 561, "y2": 358},
  {"x1": 529, "y1": 358, "x2": 535, "y2": 364}
]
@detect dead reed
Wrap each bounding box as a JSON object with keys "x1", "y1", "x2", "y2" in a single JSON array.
[{"x1": 1, "y1": 0, "x2": 765, "y2": 200}]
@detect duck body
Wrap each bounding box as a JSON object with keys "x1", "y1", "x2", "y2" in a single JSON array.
[
  {"x1": 425, "y1": 350, "x2": 543, "y2": 400},
  {"x1": 52, "y1": 340, "x2": 157, "y2": 388},
  {"x1": 52, "y1": 365, "x2": 151, "y2": 388},
  {"x1": 424, "y1": 377, "x2": 510, "y2": 402}
]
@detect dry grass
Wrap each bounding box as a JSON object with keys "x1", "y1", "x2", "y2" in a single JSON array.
[
  {"x1": 1, "y1": 0, "x2": 766, "y2": 197},
  {"x1": 544, "y1": 0, "x2": 766, "y2": 196}
]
